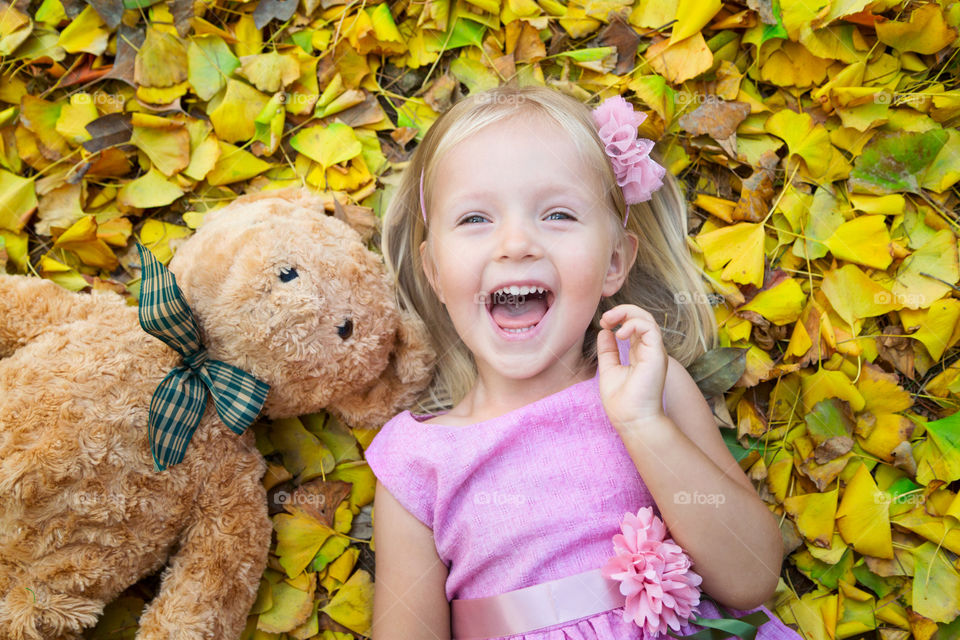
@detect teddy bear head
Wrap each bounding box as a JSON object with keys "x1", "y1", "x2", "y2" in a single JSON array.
[{"x1": 166, "y1": 187, "x2": 410, "y2": 419}]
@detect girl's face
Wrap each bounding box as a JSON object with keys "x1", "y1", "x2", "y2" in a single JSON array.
[{"x1": 419, "y1": 114, "x2": 639, "y2": 385}]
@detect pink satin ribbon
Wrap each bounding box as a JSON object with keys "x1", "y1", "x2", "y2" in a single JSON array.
[{"x1": 451, "y1": 567, "x2": 624, "y2": 639}]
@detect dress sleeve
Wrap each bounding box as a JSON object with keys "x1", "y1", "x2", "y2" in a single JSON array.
[{"x1": 363, "y1": 413, "x2": 437, "y2": 530}]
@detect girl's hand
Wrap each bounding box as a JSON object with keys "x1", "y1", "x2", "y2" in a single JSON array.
[{"x1": 597, "y1": 304, "x2": 668, "y2": 433}]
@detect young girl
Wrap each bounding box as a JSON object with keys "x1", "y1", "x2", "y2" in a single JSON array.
[{"x1": 364, "y1": 84, "x2": 802, "y2": 640}]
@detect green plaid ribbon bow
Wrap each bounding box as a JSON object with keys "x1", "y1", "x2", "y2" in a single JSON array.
[{"x1": 136, "y1": 243, "x2": 270, "y2": 472}]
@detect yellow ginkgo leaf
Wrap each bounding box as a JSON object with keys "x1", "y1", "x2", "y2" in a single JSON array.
[
  {"x1": 645, "y1": 32, "x2": 713, "y2": 85},
  {"x1": 134, "y1": 26, "x2": 188, "y2": 88},
  {"x1": 53, "y1": 215, "x2": 118, "y2": 270},
  {"x1": 891, "y1": 229, "x2": 959, "y2": 310},
  {"x1": 920, "y1": 128, "x2": 960, "y2": 193},
  {"x1": 54, "y1": 94, "x2": 98, "y2": 144},
  {"x1": 237, "y1": 52, "x2": 301, "y2": 93},
  {"x1": 320, "y1": 547, "x2": 359, "y2": 594},
  {"x1": 696, "y1": 222, "x2": 765, "y2": 288},
  {"x1": 891, "y1": 504, "x2": 960, "y2": 555},
  {"x1": 0, "y1": 169, "x2": 37, "y2": 232},
  {"x1": 629, "y1": 0, "x2": 679, "y2": 30},
  {"x1": 129, "y1": 121, "x2": 191, "y2": 177},
  {"x1": 347, "y1": 3, "x2": 407, "y2": 56},
  {"x1": 848, "y1": 193, "x2": 904, "y2": 215},
  {"x1": 326, "y1": 461, "x2": 376, "y2": 510},
  {"x1": 901, "y1": 300, "x2": 960, "y2": 362},
  {"x1": 739, "y1": 276, "x2": 806, "y2": 325},
  {"x1": 836, "y1": 463, "x2": 893, "y2": 559},
  {"x1": 759, "y1": 40, "x2": 833, "y2": 88},
  {"x1": 39, "y1": 253, "x2": 87, "y2": 290},
  {"x1": 320, "y1": 569, "x2": 373, "y2": 635},
  {"x1": 183, "y1": 133, "x2": 221, "y2": 182},
  {"x1": 857, "y1": 413, "x2": 914, "y2": 462},
  {"x1": 274, "y1": 508, "x2": 334, "y2": 579},
  {"x1": 669, "y1": 0, "x2": 721, "y2": 45},
  {"x1": 56, "y1": 5, "x2": 107, "y2": 55},
  {"x1": 764, "y1": 109, "x2": 833, "y2": 177},
  {"x1": 257, "y1": 568, "x2": 316, "y2": 633},
  {"x1": 801, "y1": 368, "x2": 865, "y2": 414},
  {"x1": 268, "y1": 417, "x2": 336, "y2": 484},
  {"x1": 205, "y1": 141, "x2": 272, "y2": 186},
  {"x1": 823, "y1": 215, "x2": 892, "y2": 270},
  {"x1": 138, "y1": 219, "x2": 191, "y2": 265},
  {"x1": 855, "y1": 364, "x2": 913, "y2": 415},
  {"x1": 910, "y1": 541, "x2": 960, "y2": 623},
  {"x1": 819, "y1": 264, "x2": 901, "y2": 326},
  {"x1": 778, "y1": 0, "x2": 830, "y2": 39},
  {"x1": 207, "y1": 79, "x2": 270, "y2": 143},
  {"x1": 784, "y1": 486, "x2": 838, "y2": 548},
  {"x1": 875, "y1": 3, "x2": 957, "y2": 54},
  {"x1": 290, "y1": 122, "x2": 362, "y2": 172},
  {"x1": 116, "y1": 168, "x2": 185, "y2": 211},
  {"x1": 766, "y1": 450, "x2": 793, "y2": 503}
]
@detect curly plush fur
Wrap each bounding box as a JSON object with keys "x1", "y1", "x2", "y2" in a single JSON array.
[{"x1": 0, "y1": 187, "x2": 435, "y2": 639}]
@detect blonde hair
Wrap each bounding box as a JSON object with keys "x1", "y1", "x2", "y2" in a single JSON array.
[{"x1": 381, "y1": 84, "x2": 718, "y2": 415}]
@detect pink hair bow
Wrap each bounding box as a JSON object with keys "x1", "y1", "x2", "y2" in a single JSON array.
[
  {"x1": 591, "y1": 95, "x2": 667, "y2": 227},
  {"x1": 602, "y1": 506, "x2": 703, "y2": 635}
]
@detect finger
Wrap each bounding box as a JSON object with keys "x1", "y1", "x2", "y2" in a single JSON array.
[
  {"x1": 602, "y1": 304, "x2": 655, "y2": 327},
  {"x1": 614, "y1": 317, "x2": 659, "y2": 342},
  {"x1": 600, "y1": 305, "x2": 644, "y2": 329},
  {"x1": 596, "y1": 328, "x2": 622, "y2": 375}
]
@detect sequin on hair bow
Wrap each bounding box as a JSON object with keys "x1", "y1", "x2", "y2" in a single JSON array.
[
  {"x1": 603, "y1": 506, "x2": 771, "y2": 639},
  {"x1": 591, "y1": 95, "x2": 667, "y2": 226},
  {"x1": 136, "y1": 242, "x2": 270, "y2": 472}
]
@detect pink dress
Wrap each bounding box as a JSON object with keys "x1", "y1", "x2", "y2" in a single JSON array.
[{"x1": 364, "y1": 340, "x2": 802, "y2": 640}]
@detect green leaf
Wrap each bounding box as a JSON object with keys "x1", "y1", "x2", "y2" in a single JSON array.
[
  {"x1": 848, "y1": 129, "x2": 950, "y2": 195},
  {"x1": 187, "y1": 36, "x2": 239, "y2": 101}
]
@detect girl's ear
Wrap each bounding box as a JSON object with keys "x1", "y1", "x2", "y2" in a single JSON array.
[
  {"x1": 602, "y1": 231, "x2": 639, "y2": 297},
  {"x1": 419, "y1": 240, "x2": 445, "y2": 304}
]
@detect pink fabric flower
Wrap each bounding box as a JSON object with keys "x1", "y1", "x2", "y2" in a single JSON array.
[
  {"x1": 601, "y1": 506, "x2": 703, "y2": 636},
  {"x1": 591, "y1": 95, "x2": 667, "y2": 204}
]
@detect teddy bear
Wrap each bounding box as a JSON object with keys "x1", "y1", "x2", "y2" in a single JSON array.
[{"x1": 0, "y1": 187, "x2": 436, "y2": 640}]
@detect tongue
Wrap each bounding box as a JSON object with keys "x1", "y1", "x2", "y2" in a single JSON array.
[{"x1": 490, "y1": 295, "x2": 548, "y2": 329}]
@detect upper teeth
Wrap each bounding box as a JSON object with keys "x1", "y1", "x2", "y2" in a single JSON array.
[{"x1": 493, "y1": 285, "x2": 546, "y2": 297}]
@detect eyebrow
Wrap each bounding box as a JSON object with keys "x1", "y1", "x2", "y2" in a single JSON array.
[{"x1": 450, "y1": 182, "x2": 590, "y2": 202}]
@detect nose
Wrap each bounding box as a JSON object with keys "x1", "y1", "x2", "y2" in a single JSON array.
[{"x1": 495, "y1": 213, "x2": 543, "y2": 261}]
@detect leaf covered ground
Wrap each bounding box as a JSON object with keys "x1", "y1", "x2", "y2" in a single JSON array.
[{"x1": 2, "y1": 0, "x2": 960, "y2": 638}]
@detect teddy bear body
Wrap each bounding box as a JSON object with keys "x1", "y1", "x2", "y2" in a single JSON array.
[{"x1": 0, "y1": 188, "x2": 435, "y2": 639}]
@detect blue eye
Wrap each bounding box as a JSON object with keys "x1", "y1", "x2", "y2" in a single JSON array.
[
  {"x1": 460, "y1": 214, "x2": 487, "y2": 224},
  {"x1": 546, "y1": 211, "x2": 574, "y2": 221}
]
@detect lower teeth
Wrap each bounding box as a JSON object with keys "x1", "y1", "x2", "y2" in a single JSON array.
[{"x1": 504, "y1": 325, "x2": 534, "y2": 333}]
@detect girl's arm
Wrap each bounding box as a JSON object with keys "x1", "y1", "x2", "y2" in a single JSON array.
[
  {"x1": 371, "y1": 481, "x2": 451, "y2": 639},
  {"x1": 616, "y1": 356, "x2": 784, "y2": 610}
]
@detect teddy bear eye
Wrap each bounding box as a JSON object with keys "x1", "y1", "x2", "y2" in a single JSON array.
[
  {"x1": 279, "y1": 267, "x2": 298, "y2": 282},
  {"x1": 336, "y1": 318, "x2": 353, "y2": 340}
]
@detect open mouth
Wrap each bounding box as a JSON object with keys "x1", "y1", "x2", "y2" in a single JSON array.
[{"x1": 486, "y1": 284, "x2": 555, "y2": 334}]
